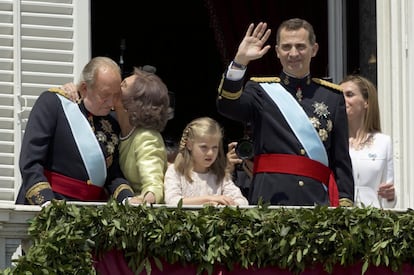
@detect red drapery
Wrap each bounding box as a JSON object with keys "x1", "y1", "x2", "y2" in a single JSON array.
[
  {"x1": 94, "y1": 249, "x2": 414, "y2": 275},
  {"x1": 203, "y1": 0, "x2": 329, "y2": 78}
]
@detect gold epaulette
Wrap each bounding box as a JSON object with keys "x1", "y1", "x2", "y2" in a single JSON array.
[
  {"x1": 250, "y1": 76, "x2": 281, "y2": 83},
  {"x1": 48, "y1": 87, "x2": 69, "y2": 98},
  {"x1": 312, "y1": 78, "x2": 343, "y2": 93}
]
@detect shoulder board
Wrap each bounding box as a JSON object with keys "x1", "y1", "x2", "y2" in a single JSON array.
[
  {"x1": 250, "y1": 76, "x2": 280, "y2": 83},
  {"x1": 48, "y1": 87, "x2": 68, "y2": 98},
  {"x1": 312, "y1": 78, "x2": 343, "y2": 93}
]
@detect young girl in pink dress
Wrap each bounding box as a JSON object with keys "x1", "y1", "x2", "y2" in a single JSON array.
[{"x1": 164, "y1": 117, "x2": 248, "y2": 206}]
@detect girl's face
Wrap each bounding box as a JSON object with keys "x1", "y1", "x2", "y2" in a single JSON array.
[{"x1": 187, "y1": 135, "x2": 220, "y2": 173}]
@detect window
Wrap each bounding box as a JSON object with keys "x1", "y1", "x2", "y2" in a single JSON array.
[{"x1": 0, "y1": 0, "x2": 89, "y2": 203}]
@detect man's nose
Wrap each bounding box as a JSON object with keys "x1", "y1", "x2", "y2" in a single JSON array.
[{"x1": 289, "y1": 46, "x2": 299, "y2": 56}]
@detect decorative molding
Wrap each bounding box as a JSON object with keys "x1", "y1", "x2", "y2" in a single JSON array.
[
  {"x1": 0, "y1": 204, "x2": 40, "y2": 269},
  {"x1": 377, "y1": 0, "x2": 413, "y2": 209}
]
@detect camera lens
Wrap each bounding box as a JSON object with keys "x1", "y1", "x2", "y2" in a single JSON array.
[{"x1": 235, "y1": 139, "x2": 254, "y2": 160}]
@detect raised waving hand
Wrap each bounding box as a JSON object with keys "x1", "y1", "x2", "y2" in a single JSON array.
[{"x1": 234, "y1": 22, "x2": 272, "y2": 66}]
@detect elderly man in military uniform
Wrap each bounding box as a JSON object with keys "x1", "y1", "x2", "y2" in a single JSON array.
[
  {"x1": 217, "y1": 18, "x2": 354, "y2": 207},
  {"x1": 16, "y1": 57, "x2": 136, "y2": 205}
]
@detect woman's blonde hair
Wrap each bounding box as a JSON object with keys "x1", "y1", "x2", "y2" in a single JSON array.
[
  {"x1": 340, "y1": 74, "x2": 381, "y2": 133},
  {"x1": 174, "y1": 117, "x2": 228, "y2": 183}
]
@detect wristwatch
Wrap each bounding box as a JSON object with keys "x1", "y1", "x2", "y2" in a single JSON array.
[{"x1": 231, "y1": 60, "x2": 247, "y2": 70}]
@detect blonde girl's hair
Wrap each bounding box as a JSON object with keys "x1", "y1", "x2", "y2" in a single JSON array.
[{"x1": 174, "y1": 117, "x2": 227, "y2": 183}]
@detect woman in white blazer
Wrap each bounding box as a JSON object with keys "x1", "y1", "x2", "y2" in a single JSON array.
[{"x1": 340, "y1": 75, "x2": 396, "y2": 208}]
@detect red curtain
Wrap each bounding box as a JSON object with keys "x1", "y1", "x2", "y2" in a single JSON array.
[
  {"x1": 203, "y1": 0, "x2": 330, "y2": 78},
  {"x1": 94, "y1": 249, "x2": 414, "y2": 275}
]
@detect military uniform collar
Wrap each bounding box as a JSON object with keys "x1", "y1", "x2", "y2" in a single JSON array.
[
  {"x1": 280, "y1": 71, "x2": 312, "y2": 89},
  {"x1": 279, "y1": 71, "x2": 313, "y2": 101},
  {"x1": 78, "y1": 100, "x2": 89, "y2": 116}
]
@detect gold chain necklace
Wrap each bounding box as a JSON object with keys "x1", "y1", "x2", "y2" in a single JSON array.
[{"x1": 350, "y1": 134, "x2": 374, "y2": 151}]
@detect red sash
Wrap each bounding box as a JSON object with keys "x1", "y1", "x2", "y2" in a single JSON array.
[
  {"x1": 44, "y1": 170, "x2": 106, "y2": 201},
  {"x1": 253, "y1": 154, "x2": 339, "y2": 207}
]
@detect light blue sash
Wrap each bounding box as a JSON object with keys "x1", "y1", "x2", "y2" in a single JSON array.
[
  {"x1": 57, "y1": 94, "x2": 107, "y2": 186},
  {"x1": 260, "y1": 83, "x2": 329, "y2": 166}
]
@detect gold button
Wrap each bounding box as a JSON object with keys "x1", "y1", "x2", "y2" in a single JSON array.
[
  {"x1": 300, "y1": 149, "x2": 306, "y2": 155},
  {"x1": 298, "y1": 180, "x2": 304, "y2": 186}
]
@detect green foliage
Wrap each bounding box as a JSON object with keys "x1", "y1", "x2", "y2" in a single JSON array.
[{"x1": 3, "y1": 200, "x2": 414, "y2": 274}]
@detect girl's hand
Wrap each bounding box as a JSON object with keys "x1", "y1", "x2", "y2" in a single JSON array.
[{"x1": 205, "y1": 195, "x2": 236, "y2": 206}]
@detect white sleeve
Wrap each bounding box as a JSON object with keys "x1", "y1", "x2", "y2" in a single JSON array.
[
  {"x1": 221, "y1": 177, "x2": 249, "y2": 206},
  {"x1": 382, "y1": 135, "x2": 397, "y2": 208},
  {"x1": 164, "y1": 165, "x2": 184, "y2": 206},
  {"x1": 225, "y1": 63, "x2": 246, "y2": 81}
]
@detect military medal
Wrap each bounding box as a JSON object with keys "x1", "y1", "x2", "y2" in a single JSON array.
[
  {"x1": 296, "y1": 87, "x2": 303, "y2": 101},
  {"x1": 313, "y1": 102, "x2": 329, "y2": 118}
]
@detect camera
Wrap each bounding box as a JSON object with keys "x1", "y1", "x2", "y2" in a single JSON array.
[{"x1": 235, "y1": 139, "x2": 254, "y2": 160}]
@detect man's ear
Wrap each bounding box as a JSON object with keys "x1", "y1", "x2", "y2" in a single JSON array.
[
  {"x1": 311, "y1": 43, "x2": 319, "y2": 57},
  {"x1": 78, "y1": 82, "x2": 87, "y2": 98},
  {"x1": 275, "y1": 45, "x2": 280, "y2": 58}
]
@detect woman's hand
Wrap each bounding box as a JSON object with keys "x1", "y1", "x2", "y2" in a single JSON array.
[
  {"x1": 143, "y1": 192, "x2": 156, "y2": 204},
  {"x1": 377, "y1": 182, "x2": 395, "y2": 201},
  {"x1": 61, "y1": 82, "x2": 80, "y2": 102}
]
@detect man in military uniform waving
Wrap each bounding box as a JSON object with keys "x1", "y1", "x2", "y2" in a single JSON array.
[{"x1": 217, "y1": 18, "x2": 354, "y2": 207}]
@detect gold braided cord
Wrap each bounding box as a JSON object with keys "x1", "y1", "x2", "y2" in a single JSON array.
[
  {"x1": 219, "y1": 89, "x2": 242, "y2": 100},
  {"x1": 113, "y1": 184, "x2": 134, "y2": 199},
  {"x1": 26, "y1": 182, "x2": 52, "y2": 205},
  {"x1": 250, "y1": 76, "x2": 280, "y2": 83},
  {"x1": 312, "y1": 78, "x2": 343, "y2": 92}
]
